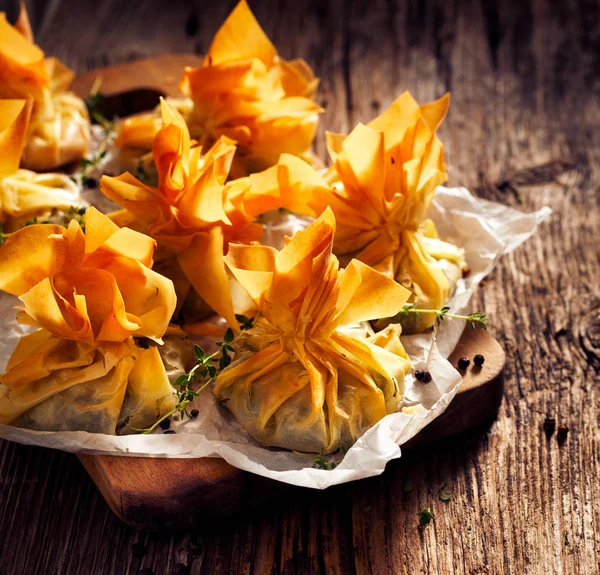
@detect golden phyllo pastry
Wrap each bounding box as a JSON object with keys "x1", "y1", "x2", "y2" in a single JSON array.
[
  {"x1": 214, "y1": 208, "x2": 412, "y2": 453},
  {"x1": 0, "y1": 207, "x2": 177, "y2": 433},
  {"x1": 117, "y1": 0, "x2": 322, "y2": 177},
  {"x1": 102, "y1": 99, "x2": 268, "y2": 328},
  {"x1": 0, "y1": 99, "x2": 81, "y2": 232},
  {"x1": 0, "y1": 12, "x2": 90, "y2": 170},
  {"x1": 260, "y1": 92, "x2": 467, "y2": 332}
]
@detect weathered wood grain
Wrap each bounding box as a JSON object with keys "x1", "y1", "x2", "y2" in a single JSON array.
[{"x1": 0, "y1": 0, "x2": 598, "y2": 573}]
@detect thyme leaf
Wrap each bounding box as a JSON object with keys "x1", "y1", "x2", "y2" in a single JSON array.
[
  {"x1": 439, "y1": 480, "x2": 453, "y2": 502},
  {"x1": 417, "y1": 508, "x2": 434, "y2": 528},
  {"x1": 235, "y1": 314, "x2": 255, "y2": 330}
]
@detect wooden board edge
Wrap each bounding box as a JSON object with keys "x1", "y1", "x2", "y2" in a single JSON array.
[{"x1": 69, "y1": 53, "x2": 204, "y2": 100}]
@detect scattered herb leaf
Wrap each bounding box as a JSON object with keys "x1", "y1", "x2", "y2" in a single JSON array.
[
  {"x1": 403, "y1": 481, "x2": 414, "y2": 493},
  {"x1": 293, "y1": 444, "x2": 348, "y2": 470},
  {"x1": 438, "y1": 481, "x2": 453, "y2": 501},
  {"x1": 417, "y1": 508, "x2": 434, "y2": 528}
]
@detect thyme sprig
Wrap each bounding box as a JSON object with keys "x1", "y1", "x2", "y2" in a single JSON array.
[
  {"x1": 85, "y1": 77, "x2": 115, "y2": 131},
  {"x1": 65, "y1": 206, "x2": 87, "y2": 229},
  {"x1": 75, "y1": 78, "x2": 118, "y2": 188},
  {"x1": 0, "y1": 206, "x2": 88, "y2": 245},
  {"x1": 24, "y1": 206, "x2": 87, "y2": 228},
  {"x1": 130, "y1": 316, "x2": 254, "y2": 435},
  {"x1": 398, "y1": 304, "x2": 488, "y2": 330}
]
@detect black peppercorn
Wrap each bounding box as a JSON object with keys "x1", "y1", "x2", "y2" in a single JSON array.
[
  {"x1": 190, "y1": 409, "x2": 199, "y2": 418},
  {"x1": 163, "y1": 429, "x2": 176, "y2": 435},
  {"x1": 414, "y1": 369, "x2": 425, "y2": 381},
  {"x1": 422, "y1": 372, "x2": 432, "y2": 384},
  {"x1": 557, "y1": 425, "x2": 569, "y2": 444},
  {"x1": 543, "y1": 417, "x2": 556, "y2": 438},
  {"x1": 458, "y1": 357, "x2": 470, "y2": 370},
  {"x1": 159, "y1": 418, "x2": 171, "y2": 430},
  {"x1": 473, "y1": 354, "x2": 485, "y2": 367},
  {"x1": 83, "y1": 177, "x2": 98, "y2": 189}
]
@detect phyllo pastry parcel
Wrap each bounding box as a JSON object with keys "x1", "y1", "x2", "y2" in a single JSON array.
[
  {"x1": 261, "y1": 92, "x2": 467, "y2": 333},
  {"x1": 0, "y1": 99, "x2": 82, "y2": 232},
  {"x1": 0, "y1": 207, "x2": 178, "y2": 434},
  {"x1": 0, "y1": 11, "x2": 90, "y2": 170},
  {"x1": 214, "y1": 208, "x2": 413, "y2": 453},
  {"x1": 102, "y1": 99, "x2": 278, "y2": 329},
  {"x1": 117, "y1": 0, "x2": 321, "y2": 177}
]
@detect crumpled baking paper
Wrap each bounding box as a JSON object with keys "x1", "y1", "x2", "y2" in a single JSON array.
[{"x1": 0, "y1": 185, "x2": 550, "y2": 488}]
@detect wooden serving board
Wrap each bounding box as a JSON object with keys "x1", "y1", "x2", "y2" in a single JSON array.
[
  {"x1": 78, "y1": 327, "x2": 504, "y2": 530},
  {"x1": 72, "y1": 56, "x2": 506, "y2": 530}
]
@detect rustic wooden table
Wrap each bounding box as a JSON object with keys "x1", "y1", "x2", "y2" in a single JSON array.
[{"x1": 1, "y1": 0, "x2": 599, "y2": 573}]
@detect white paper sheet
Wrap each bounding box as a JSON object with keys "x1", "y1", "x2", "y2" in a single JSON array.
[{"x1": 0, "y1": 185, "x2": 551, "y2": 489}]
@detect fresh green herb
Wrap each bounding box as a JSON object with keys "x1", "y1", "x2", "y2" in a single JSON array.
[
  {"x1": 130, "y1": 327, "x2": 247, "y2": 434},
  {"x1": 76, "y1": 78, "x2": 118, "y2": 188},
  {"x1": 439, "y1": 481, "x2": 453, "y2": 501},
  {"x1": 293, "y1": 444, "x2": 348, "y2": 470},
  {"x1": 85, "y1": 76, "x2": 114, "y2": 131},
  {"x1": 399, "y1": 304, "x2": 488, "y2": 330},
  {"x1": 417, "y1": 508, "x2": 434, "y2": 528},
  {"x1": 85, "y1": 92, "x2": 103, "y2": 117},
  {"x1": 66, "y1": 206, "x2": 87, "y2": 230},
  {"x1": 235, "y1": 314, "x2": 255, "y2": 330},
  {"x1": 77, "y1": 145, "x2": 112, "y2": 189},
  {"x1": 216, "y1": 327, "x2": 235, "y2": 371},
  {"x1": 403, "y1": 481, "x2": 414, "y2": 493},
  {"x1": 6, "y1": 206, "x2": 87, "y2": 235},
  {"x1": 130, "y1": 315, "x2": 255, "y2": 434},
  {"x1": 293, "y1": 450, "x2": 331, "y2": 470}
]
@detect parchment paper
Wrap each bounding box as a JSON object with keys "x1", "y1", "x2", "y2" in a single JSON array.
[{"x1": 0, "y1": 184, "x2": 551, "y2": 489}]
